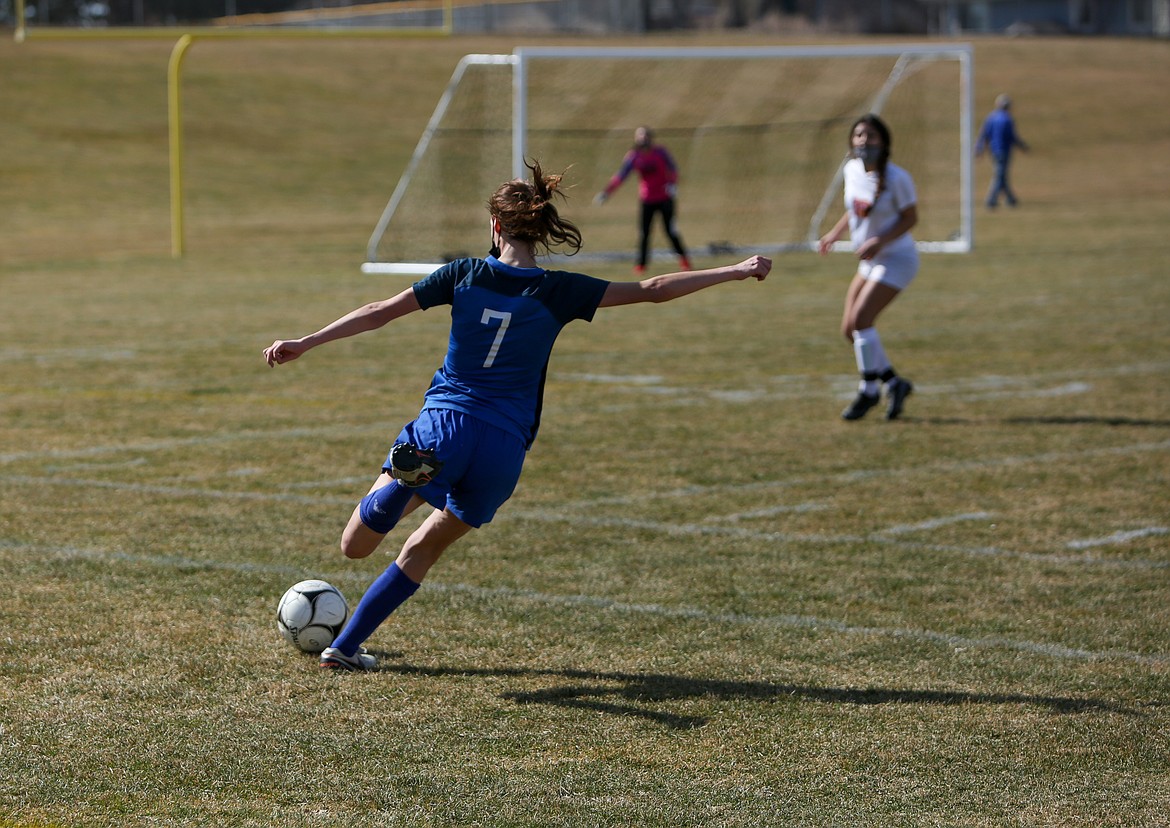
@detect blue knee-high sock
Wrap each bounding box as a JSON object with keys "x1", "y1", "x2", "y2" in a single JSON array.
[
  {"x1": 331, "y1": 562, "x2": 420, "y2": 657},
  {"x1": 358, "y1": 480, "x2": 414, "y2": 534}
]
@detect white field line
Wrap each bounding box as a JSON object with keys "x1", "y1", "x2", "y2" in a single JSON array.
[
  {"x1": 957, "y1": 382, "x2": 1090, "y2": 401},
  {"x1": 0, "y1": 473, "x2": 1164, "y2": 571},
  {"x1": 2, "y1": 537, "x2": 1165, "y2": 667},
  {"x1": 702, "y1": 502, "x2": 830, "y2": 522},
  {"x1": 568, "y1": 373, "x2": 665, "y2": 385},
  {"x1": 502, "y1": 510, "x2": 1169, "y2": 571},
  {"x1": 0, "y1": 475, "x2": 356, "y2": 506},
  {"x1": 878, "y1": 512, "x2": 995, "y2": 535},
  {"x1": 1067, "y1": 527, "x2": 1169, "y2": 550},
  {"x1": 562, "y1": 361, "x2": 1170, "y2": 388},
  {"x1": 2, "y1": 439, "x2": 1168, "y2": 569},
  {"x1": 0, "y1": 424, "x2": 387, "y2": 465},
  {"x1": 550, "y1": 438, "x2": 1170, "y2": 510},
  {"x1": 4, "y1": 362, "x2": 1168, "y2": 467},
  {"x1": 589, "y1": 380, "x2": 1094, "y2": 406},
  {"x1": 7, "y1": 437, "x2": 1167, "y2": 510},
  {"x1": 561, "y1": 361, "x2": 1170, "y2": 404}
]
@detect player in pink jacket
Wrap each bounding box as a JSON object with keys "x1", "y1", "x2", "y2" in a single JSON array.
[{"x1": 595, "y1": 126, "x2": 692, "y2": 274}]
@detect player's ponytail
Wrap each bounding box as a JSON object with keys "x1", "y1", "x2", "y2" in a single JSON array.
[{"x1": 488, "y1": 159, "x2": 583, "y2": 256}]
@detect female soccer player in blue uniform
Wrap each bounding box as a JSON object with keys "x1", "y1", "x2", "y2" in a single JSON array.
[{"x1": 263, "y1": 160, "x2": 771, "y2": 670}]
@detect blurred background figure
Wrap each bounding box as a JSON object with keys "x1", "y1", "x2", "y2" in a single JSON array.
[
  {"x1": 976, "y1": 93, "x2": 1030, "y2": 208},
  {"x1": 595, "y1": 126, "x2": 692, "y2": 274}
]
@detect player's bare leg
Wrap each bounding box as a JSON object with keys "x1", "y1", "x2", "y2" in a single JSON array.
[
  {"x1": 395, "y1": 507, "x2": 474, "y2": 583},
  {"x1": 843, "y1": 275, "x2": 900, "y2": 338},
  {"x1": 841, "y1": 276, "x2": 910, "y2": 420}
]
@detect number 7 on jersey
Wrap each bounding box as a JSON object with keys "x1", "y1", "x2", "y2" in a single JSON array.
[{"x1": 480, "y1": 309, "x2": 512, "y2": 368}]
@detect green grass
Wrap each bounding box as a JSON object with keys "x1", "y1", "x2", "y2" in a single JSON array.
[{"x1": 1, "y1": 31, "x2": 1169, "y2": 828}]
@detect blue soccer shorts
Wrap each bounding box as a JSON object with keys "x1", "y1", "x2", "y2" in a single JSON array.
[{"x1": 382, "y1": 408, "x2": 527, "y2": 529}]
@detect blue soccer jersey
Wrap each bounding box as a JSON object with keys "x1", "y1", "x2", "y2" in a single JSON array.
[{"x1": 412, "y1": 256, "x2": 610, "y2": 447}]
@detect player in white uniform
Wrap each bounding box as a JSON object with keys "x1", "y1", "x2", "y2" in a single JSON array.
[{"x1": 818, "y1": 114, "x2": 919, "y2": 421}]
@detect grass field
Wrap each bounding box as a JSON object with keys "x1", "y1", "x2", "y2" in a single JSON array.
[{"x1": 2, "y1": 30, "x2": 1169, "y2": 828}]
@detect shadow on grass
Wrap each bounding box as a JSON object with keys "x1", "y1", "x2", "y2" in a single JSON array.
[
  {"x1": 1003, "y1": 416, "x2": 1170, "y2": 428},
  {"x1": 375, "y1": 662, "x2": 1136, "y2": 729},
  {"x1": 916, "y1": 415, "x2": 1170, "y2": 428}
]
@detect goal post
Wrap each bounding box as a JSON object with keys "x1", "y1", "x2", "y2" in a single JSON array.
[
  {"x1": 365, "y1": 53, "x2": 519, "y2": 274},
  {"x1": 364, "y1": 43, "x2": 973, "y2": 276}
]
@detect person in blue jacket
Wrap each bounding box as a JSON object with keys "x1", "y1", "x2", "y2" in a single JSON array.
[
  {"x1": 263, "y1": 160, "x2": 772, "y2": 671},
  {"x1": 976, "y1": 94, "x2": 1030, "y2": 208}
]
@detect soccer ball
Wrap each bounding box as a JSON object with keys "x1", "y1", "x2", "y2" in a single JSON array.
[{"x1": 276, "y1": 579, "x2": 350, "y2": 654}]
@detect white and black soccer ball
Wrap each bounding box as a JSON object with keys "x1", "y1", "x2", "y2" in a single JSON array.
[{"x1": 276, "y1": 579, "x2": 350, "y2": 654}]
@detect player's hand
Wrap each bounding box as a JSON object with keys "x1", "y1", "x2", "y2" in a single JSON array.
[
  {"x1": 593, "y1": 191, "x2": 608, "y2": 205},
  {"x1": 855, "y1": 237, "x2": 881, "y2": 260},
  {"x1": 817, "y1": 236, "x2": 835, "y2": 255},
  {"x1": 263, "y1": 339, "x2": 307, "y2": 367},
  {"x1": 735, "y1": 255, "x2": 771, "y2": 282}
]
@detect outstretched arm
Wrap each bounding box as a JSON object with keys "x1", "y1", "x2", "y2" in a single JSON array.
[
  {"x1": 597, "y1": 256, "x2": 771, "y2": 308},
  {"x1": 263, "y1": 287, "x2": 421, "y2": 366},
  {"x1": 595, "y1": 152, "x2": 636, "y2": 204},
  {"x1": 818, "y1": 211, "x2": 851, "y2": 255}
]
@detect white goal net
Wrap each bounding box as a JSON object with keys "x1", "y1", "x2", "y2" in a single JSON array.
[{"x1": 364, "y1": 44, "x2": 972, "y2": 275}]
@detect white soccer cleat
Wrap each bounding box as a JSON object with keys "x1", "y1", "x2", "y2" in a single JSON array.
[{"x1": 319, "y1": 646, "x2": 377, "y2": 672}]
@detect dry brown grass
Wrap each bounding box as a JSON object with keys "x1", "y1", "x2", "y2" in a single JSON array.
[{"x1": 1, "y1": 32, "x2": 1168, "y2": 828}]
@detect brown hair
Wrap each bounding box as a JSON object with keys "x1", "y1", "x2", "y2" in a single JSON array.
[
  {"x1": 850, "y1": 113, "x2": 892, "y2": 208},
  {"x1": 487, "y1": 159, "x2": 582, "y2": 256}
]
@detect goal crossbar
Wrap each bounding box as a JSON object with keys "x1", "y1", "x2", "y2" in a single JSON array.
[{"x1": 364, "y1": 43, "x2": 973, "y2": 276}]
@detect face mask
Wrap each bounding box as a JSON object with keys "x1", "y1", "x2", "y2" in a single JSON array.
[
  {"x1": 488, "y1": 227, "x2": 501, "y2": 259},
  {"x1": 853, "y1": 145, "x2": 882, "y2": 166}
]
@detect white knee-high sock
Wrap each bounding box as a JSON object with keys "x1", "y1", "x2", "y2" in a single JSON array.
[{"x1": 852, "y1": 327, "x2": 892, "y2": 395}]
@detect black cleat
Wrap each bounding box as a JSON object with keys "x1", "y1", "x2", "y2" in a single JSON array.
[
  {"x1": 841, "y1": 393, "x2": 881, "y2": 421},
  {"x1": 389, "y1": 442, "x2": 443, "y2": 488},
  {"x1": 885, "y1": 378, "x2": 913, "y2": 420}
]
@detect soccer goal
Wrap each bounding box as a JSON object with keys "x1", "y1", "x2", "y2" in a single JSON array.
[{"x1": 363, "y1": 44, "x2": 973, "y2": 276}]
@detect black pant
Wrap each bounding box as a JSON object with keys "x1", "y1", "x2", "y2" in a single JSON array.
[{"x1": 639, "y1": 198, "x2": 688, "y2": 267}]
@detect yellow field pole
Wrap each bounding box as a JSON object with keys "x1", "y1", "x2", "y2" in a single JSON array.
[
  {"x1": 13, "y1": 0, "x2": 454, "y2": 257},
  {"x1": 162, "y1": 27, "x2": 453, "y2": 259},
  {"x1": 168, "y1": 35, "x2": 194, "y2": 259}
]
